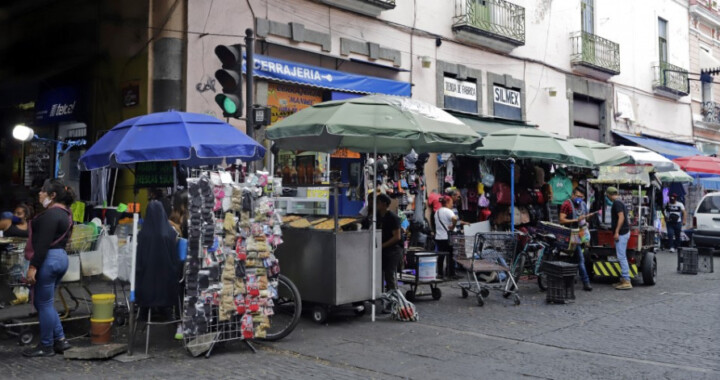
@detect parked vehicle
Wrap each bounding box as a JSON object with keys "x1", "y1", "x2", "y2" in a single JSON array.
[{"x1": 692, "y1": 192, "x2": 720, "y2": 251}]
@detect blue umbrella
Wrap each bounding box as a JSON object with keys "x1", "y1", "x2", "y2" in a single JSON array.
[{"x1": 79, "y1": 111, "x2": 265, "y2": 170}]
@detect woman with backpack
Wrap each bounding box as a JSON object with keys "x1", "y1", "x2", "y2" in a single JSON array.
[{"x1": 23, "y1": 179, "x2": 75, "y2": 357}]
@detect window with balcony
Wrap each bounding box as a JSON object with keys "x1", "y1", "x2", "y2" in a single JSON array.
[
  {"x1": 570, "y1": 0, "x2": 620, "y2": 78},
  {"x1": 452, "y1": 0, "x2": 525, "y2": 53},
  {"x1": 652, "y1": 18, "x2": 689, "y2": 98}
]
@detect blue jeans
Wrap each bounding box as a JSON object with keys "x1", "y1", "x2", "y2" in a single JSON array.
[
  {"x1": 667, "y1": 221, "x2": 682, "y2": 249},
  {"x1": 34, "y1": 249, "x2": 68, "y2": 346},
  {"x1": 575, "y1": 246, "x2": 590, "y2": 284},
  {"x1": 615, "y1": 232, "x2": 631, "y2": 281}
]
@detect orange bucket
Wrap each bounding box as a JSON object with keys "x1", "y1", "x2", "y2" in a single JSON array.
[{"x1": 90, "y1": 318, "x2": 113, "y2": 344}]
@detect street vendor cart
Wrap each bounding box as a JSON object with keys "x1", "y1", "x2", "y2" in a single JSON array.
[{"x1": 587, "y1": 165, "x2": 659, "y2": 285}]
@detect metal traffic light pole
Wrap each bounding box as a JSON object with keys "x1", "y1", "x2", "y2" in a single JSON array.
[{"x1": 245, "y1": 28, "x2": 256, "y2": 173}]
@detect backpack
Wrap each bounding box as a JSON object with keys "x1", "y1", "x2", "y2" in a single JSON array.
[{"x1": 24, "y1": 205, "x2": 73, "y2": 261}]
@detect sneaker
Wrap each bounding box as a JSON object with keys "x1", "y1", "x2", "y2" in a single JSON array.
[
  {"x1": 669, "y1": 248, "x2": 676, "y2": 253},
  {"x1": 22, "y1": 345, "x2": 55, "y2": 357},
  {"x1": 54, "y1": 338, "x2": 71, "y2": 354},
  {"x1": 583, "y1": 282, "x2": 593, "y2": 291},
  {"x1": 614, "y1": 280, "x2": 633, "y2": 290}
]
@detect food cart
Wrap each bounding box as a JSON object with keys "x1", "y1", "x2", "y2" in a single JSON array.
[
  {"x1": 587, "y1": 165, "x2": 659, "y2": 285},
  {"x1": 273, "y1": 183, "x2": 381, "y2": 324}
]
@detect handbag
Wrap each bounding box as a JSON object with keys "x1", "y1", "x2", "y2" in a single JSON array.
[
  {"x1": 24, "y1": 205, "x2": 73, "y2": 261},
  {"x1": 493, "y1": 182, "x2": 512, "y2": 205}
]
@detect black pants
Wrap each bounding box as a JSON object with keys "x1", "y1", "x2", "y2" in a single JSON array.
[
  {"x1": 436, "y1": 239, "x2": 455, "y2": 277},
  {"x1": 382, "y1": 249, "x2": 403, "y2": 291}
]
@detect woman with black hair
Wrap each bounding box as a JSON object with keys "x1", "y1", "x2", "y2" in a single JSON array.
[
  {"x1": 23, "y1": 179, "x2": 75, "y2": 357},
  {"x1": 0, "y1": 203, "x2": 33, "y2": 238}
]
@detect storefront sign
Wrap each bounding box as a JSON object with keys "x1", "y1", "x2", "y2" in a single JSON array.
[
  {"x1": 444, "y1": 77, "x2": 477, "y2": 113},
  {"x1": 36, "y1": 86, "x2": 79, "y2": 123},
  {"x1": 331, "y1": 148, "x2": 361, "y2": 159},
  {"x1": 134, "y1": 161, "x2": 175, "y2": 188},
  {"x1": 493, "y1": 86, "x2": 521, "y2": 108},
  {"x1": 493, "y1": 85, "x2": 522, "y2": 120},
  {"x1": 244, "y1": 53, "x2": 411, "y2": 96},
  {"x1": 267, "y1": 83, "x2": 323, "y2": 123}
]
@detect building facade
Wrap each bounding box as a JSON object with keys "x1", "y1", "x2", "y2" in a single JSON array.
[{"x1": 689, "y1": 0, "x2": 720, "y2": 155}]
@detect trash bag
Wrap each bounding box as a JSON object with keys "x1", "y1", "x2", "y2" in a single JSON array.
[{"x1": 381, "y1": 289, "x2": 418, "y2": 322}]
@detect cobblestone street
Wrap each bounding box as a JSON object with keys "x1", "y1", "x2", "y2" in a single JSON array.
[{"x1": 1, "y1": 249, "x2": 718, "y2": 379}]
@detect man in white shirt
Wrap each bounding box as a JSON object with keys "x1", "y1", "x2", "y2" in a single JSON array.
[
  {"x1": 664, "y1": 193, "x2": 686, "y2": 253},
  {"x1": 434, "y1": 196, "x2": 458, "y2": 279}
]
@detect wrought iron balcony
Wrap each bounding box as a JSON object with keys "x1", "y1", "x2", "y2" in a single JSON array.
[
  {"x1": 452, "y1": 0, "x2": 525, "y2": 52},
  {"x1": 701, "y1": 101, "x2": 720, "y2": 124},
  {"x1": 570, "y1": 31, "x2": 620, "y2": 78},
  {"x1": 653, "y1": 61, "x2": 690, "y2": 98},
  {"x1": 317, "y1": 0, "x2": 395, "y2": 17}
]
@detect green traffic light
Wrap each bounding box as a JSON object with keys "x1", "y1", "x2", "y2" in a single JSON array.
[{"x1": 223, "y1": 97, "x2": 237, "y2": 114}]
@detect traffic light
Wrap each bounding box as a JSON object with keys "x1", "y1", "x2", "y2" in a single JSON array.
[{"x1": 214, "y1": 44, "x2": 243, "y2": 118}]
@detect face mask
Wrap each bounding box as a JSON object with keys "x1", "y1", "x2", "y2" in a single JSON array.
[
  {"x1": 573, "y1": 197, "x2": 583, "y2": 205},
  {"x1": 605, "y1": 196, "x2": 613, "y2": 206},
  {"x1": 42, "y1": 198, "x2": 52, "y2": 208},
  {"x1": 11, "y1": 216, "x2": 22, "y2": 224},
  {"x1": 670, "y1": 198, "x2": 676, "y2": 203}
]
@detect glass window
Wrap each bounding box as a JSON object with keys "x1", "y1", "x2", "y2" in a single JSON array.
[
  {"x1": 582, "y1": 0, "x2": 594, "y2": 34},
  {"x1": 697, "y1": 195, "x2": 720, "y2": 214},
  {"x1": 658, "y1": 18, "x2": 668, "y2": 63}
]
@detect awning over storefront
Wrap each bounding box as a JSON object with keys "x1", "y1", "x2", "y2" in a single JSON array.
[
  {"x1": 242, "y1": 53, "x2": 411, "y2": 96},
  {"x1": 699, "y1": 177, "x2": 720, "y2": 190},
  {"x1": 452, "y1": 113, "x2": 534, "y2": 137},
  {"x1": 613, "y1": 131, "x2": 703, "y2": 159}
]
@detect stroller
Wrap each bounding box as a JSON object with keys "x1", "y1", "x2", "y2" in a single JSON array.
[{"x1": 452, "y1": 232, "x2": 521, "y2": 306}]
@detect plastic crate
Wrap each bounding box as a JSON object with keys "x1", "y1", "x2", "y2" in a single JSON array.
[
  {"x1": 546, "y1": 274, "x2": 575, "y2": 304},
  {"x1": 679, "y1": 248, "x2": 698, "y2": 275},
  {"x1": 542, "y1": 261, "x2": 578, "y2": 277},
  {"x1": 698, "y1": 247, "x2": 714, "y2": 274}
]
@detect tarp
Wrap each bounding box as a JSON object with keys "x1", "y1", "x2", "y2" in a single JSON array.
[
  {"x1": 243, "y1": 53, "x2": 411, "y2": 97},
  {"x1": 589, "y1": 165, "x2": 653, "y2": 186},
  {"x1": 613, "y1": 131, "x2": 703, "y2": 159}
]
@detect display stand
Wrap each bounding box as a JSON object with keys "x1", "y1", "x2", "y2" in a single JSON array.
[{"x1": 181, "y1": 171, "x2": 282, "y2": 357}]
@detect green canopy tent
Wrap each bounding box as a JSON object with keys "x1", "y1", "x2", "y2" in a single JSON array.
[
  {"x1": 266, "y1": 95, "x2": 482, "y2": 321},
  {"x1": 467, "y1": 127, "x2": 593, "y2": 232},
  {"x1": 569, "y1": 138, "x2": 633, "y2": 167}
]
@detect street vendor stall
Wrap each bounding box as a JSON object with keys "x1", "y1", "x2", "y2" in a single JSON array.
[
  {"x1": 79, "y1": 110, "x2": 281, "y2": 357},
  {"x1": 267, "y1": 95, "x2": 481, "y2": 322},
  {"x1": 587, "y1": 165, "x2": 659, "y2": 285}
]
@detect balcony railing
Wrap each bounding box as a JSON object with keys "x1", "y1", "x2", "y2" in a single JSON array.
[
  {"x1": 653, "y1": 61, "x2": 690, "y2": 96},
  {"x1": 452, "y1": 0, "x2": 525, "y2": 46},
  {"x1": 570, "y1": 31, "x2": 620, "y2": 75},
  {"x1": 702, "y1": 101, "x2": 720, "y2": 124}
]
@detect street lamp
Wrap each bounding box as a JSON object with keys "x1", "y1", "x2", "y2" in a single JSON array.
[{"x1": 12, "y1": 124, "x2": 87, "y2": 178}]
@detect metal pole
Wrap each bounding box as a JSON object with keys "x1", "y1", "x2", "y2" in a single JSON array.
[
  {"x1": 245, "y1": 28, "x2": 256, "y2": 173},
  {"x1": 371, "y1": 144, "x2": 377, "y2": 322},
  {"x1": 128, "y1": 212, "x2": 139, "y2": 355},
  {"x1": 510, "y1": 158, "x2": 515, "y2": 233}
]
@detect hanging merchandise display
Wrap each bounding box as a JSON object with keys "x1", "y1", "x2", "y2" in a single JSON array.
[{"x1": 182, "y1": 171, "x2": 282, "y2": 355}]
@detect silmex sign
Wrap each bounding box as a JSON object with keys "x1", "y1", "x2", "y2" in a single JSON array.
[{"x1": 493, "y1": 85, "x2": 522, "y2": 120}]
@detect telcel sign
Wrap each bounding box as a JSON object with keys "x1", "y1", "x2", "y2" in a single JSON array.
[{"x1": 36, "y1": 87, "x2": 79, "y2": 123}]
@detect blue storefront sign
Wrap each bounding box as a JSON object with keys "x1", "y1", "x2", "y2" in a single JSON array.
[
  {"x1": 36, "y1": 86, "x2": 79, "y2": 123},
  {"x1": 243, "y1": 54, "x2": 411, "y2": 97}
]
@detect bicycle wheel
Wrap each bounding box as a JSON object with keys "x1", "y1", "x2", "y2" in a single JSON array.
[
  {"x1": 260, "y1": 274, "x2": 302, "y2": 341},
  {"x1": 537, "y1": 272, "x2": 547, "y2": 291},
  {"x1": 511, "y1": 253, "x2": 528, "y2": 284}
]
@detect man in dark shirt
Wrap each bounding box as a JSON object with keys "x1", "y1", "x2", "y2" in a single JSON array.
[
  {"x1": 559, "y1": 187, "x2": 596, "y2": 291},
  {"x1": 607, "y1": 187, "x2": 632, "y2": 290},
  {"x1": 367, "y1": 193, "x2": 403, "y2": 291}
]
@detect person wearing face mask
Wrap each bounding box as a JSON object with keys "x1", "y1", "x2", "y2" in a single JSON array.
[
  {"x1": 559, "y1": 187, "x2": 597, "y2": 291},
  {"x1": 0, "y1": 204, "x2": 33, "y2": 238},
  {"x1": 22, "y1": 179, "x2": 75, "y2": 357},
  {"x1": 664, "y1": 193, "x2": 686, "y2": 253}
]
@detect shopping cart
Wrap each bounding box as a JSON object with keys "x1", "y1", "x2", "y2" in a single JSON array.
[
  {"x1": 451, "y1": 232, "x2": 521, "y2": 306},
  {"x1": 0, "y1": 229, "x2": 98, "y2": 345}
]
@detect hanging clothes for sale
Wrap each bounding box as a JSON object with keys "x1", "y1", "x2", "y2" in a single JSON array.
[
  {"x1": 136, "y1": 200, "x2": 181, "y2": 308},
  {"x1": 549, "y1": 169, "x2": 573, "y2": 206}
]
